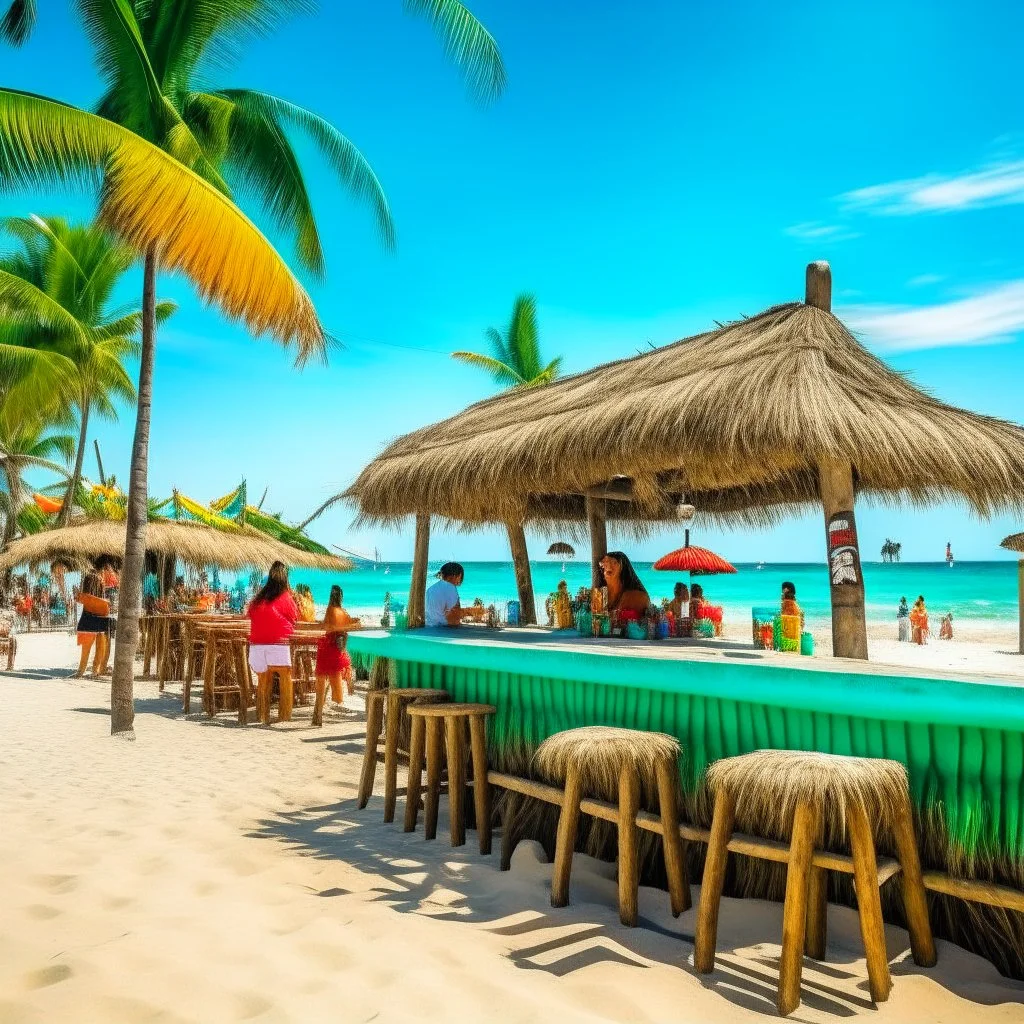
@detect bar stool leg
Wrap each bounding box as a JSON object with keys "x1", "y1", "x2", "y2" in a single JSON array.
[
  {"x1": 805, "y1": 865, "x2": 828, "y2": 960},
  {"x1": 203, "y1": 639, "x2": 218, "y2": 717},
  {"x1": 257, "y1": 671, "x2": 272, "y2": 725},
  {"x1": 847, "y1": 802, "x2": 893, "y2": 1004},
  {"x1": 445, "y1": 715, "x2": 468, "y2": 847},
  {"x1": 424, "y1": 717, "x2": 444, "y2": 841},
  {"x1": 469, "y1": 713, "x2": 491, "y2": 854},
  {"x1": 778, "y1": 799, "x2": 818, "y2": 1016},
  {"x1": 654, "y1": 755, "x2": 690, "y2": 915},
  {"x1": 404, "y1": 715, "x2": 426, "y2": 832},
  {"x1": 357, "y1": 693, "x2": 384, "y2": 808},
  {"x1": 277, "y1": 668, "x2": 294, "y2": 722},
  {"x1": 551, "y1": 766, "x2": 583, "y2": 908},
  {"x1": 235, "y1": 644, "x2": 250, "y2": 726},
  {"x1": 500, "y1": 797, "x2": 517, "y2": 871},
  {"x1": 617, "y1": 764, "x2": 641, "y2": 926},
  {"x1": 694, "y1": 789, "x2": 736, "y2": 973},
  {"x1": 383, "y1": 692, "x2": 402, "y2": 823},
  {"x1": 891, "y1": 797, "x2": 936, "y2": 968}
]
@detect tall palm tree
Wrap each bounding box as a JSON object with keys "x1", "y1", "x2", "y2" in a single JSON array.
[
  {"x1": 0, "y1": 215, "x2": 175, "y2": 525},
  {"x1": 452, "y1": 294, "x2": 562, "y2": 388},
  {"x1": 451, "y1": 294, "x2": 562, "y2": 623},
  {"x1": 1, "y1": 87, "x2": 326, "y2": 734}
]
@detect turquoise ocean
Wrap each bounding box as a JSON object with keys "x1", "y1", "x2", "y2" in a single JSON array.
[{"x1": 286, "y1": 560, "x2": 1020, "y2": 626}]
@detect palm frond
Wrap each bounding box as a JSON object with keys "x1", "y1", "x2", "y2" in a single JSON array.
[
  {"x1": 0, "y1": 268, "x2": 89, "y2": 343},
  {"x1": 451, "y1": 350, "x2": 524, "y2": 388},
  {"x1": 215, "y1": 89, "x2": 395, "y2": 275},
  {"x1": 507, "y1": 292, "x2": 539, "y2": 380},
  {"x1": 0, "y1": 0, "x2": 35, "y2": 46},
  {"x1": 0, "y1": 89, "x2": 325, "y2": 360},
  {"x1": 403, "y1": 0, "x2": 506, "y2": 103}
]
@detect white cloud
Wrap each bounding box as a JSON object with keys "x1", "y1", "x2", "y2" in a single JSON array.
[
  {"x1": 841, "y1": 160, "x2": 1024, "y2": 215},
  {"x1": 906, "y1": 273, "x2": 945, "y2": 288},
  {"x1": 784, "y1": 221, "x2": 860, "y2": 242},
  {"x1": 841, "y1": 281, "x2": 1024, "y2": 352}
]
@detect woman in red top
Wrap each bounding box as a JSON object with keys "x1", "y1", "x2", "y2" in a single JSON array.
[{"x1": 247, "y1": 562, "x2": 298, "y2": 721}]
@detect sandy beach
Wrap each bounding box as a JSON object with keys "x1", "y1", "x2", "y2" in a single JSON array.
[{"x1": 1, "y1": 631, "x2": 1023, "y2": 1023}]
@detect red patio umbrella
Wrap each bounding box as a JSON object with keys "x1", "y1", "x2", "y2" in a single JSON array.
[{"x1": 653, "y1": 541, "x2": 737, "y2": 575}]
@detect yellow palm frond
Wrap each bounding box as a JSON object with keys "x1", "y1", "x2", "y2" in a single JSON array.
[{"x1": 0, "y1": 88, "x2": 325, "y2": 364}]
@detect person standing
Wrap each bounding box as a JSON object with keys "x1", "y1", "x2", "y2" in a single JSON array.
[
  {"x1": 312, "y1": 585, "x2": 360, "y2": 725},
  {"x1": 247, "y1": 561, "x2": 299, "y2": 722},
  {"x1": 897, "y1": 596, "x2": 910, "y2": 642},
  {"x1": 425, "y1": 562, "x2": 465, "y2": 627},
  {"x1": 74, "y1": 572, "x2": 112, "y2": 677}
]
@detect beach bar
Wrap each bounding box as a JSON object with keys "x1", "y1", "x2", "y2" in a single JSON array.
[{"x1": 344, "y1": 263, "x2": 1024, "y2": 980}]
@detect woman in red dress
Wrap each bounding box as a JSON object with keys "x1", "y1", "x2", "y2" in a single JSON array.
[{"x1": 312, "y1": 586, "x2": 360, "y2": 726}]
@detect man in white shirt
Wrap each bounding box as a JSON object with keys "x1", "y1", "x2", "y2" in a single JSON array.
[{"x1": 425, "y1": 562, "x2": 464, "y2": 627}]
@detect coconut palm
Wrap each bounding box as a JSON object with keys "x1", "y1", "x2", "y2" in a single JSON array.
[
  {"x1": 452, "y1": 294, "x2": 562, "y2": 389},
  {"x1": 0, "y1": 215, "x2": 175, "y2": 526},
  {"x1": 0, "y1": 87, "x2": 326, "y2": 733},
  {"x1": 0, "y1": 0, "x2": 34, "y2": 45}
]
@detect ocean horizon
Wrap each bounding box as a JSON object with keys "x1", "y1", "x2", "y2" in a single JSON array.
[{"x1": 282, "y1": 559, "x2": 1022, "y2": 626}]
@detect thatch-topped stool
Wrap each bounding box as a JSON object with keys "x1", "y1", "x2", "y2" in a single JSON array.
[
  {"x1": 405, "y1": 702, "x2": 496, "y2": 852},
  {"x1": 694, "y1": 749, "x2": 936, "y2": 1016},
  {"x1": 357, "y1": 687, "x2": 450, "y2": 821},
  {"x1": 536, "y1": 726, "x2": 690, "y2": 927}
]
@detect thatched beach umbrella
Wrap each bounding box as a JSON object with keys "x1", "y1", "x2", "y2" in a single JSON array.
[
  {"x1": 346, "y1": 263, "x2": 1024, "y2": 658},
  {"x1": 546, "y1": 541, "x2": 575, "y2": 557},
  {"x1": 0, "y1": 519, "x2": 352, "y2": 574},
  {"x1": 1000, "y1": 532, "x2": 1024, "y2": 655}
]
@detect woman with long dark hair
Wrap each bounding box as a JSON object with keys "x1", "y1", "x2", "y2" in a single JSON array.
[
  {"x1": 247, "y1": 561, "x2": 298, "y2": 722},
  {"x1": 596, "y1": 551, "x2": 649, "y2": 615},
  {"x1": 74, "y1": 571, "x2": 112, "y2": 678},
  {"x1": 312, "y1": 584, "x2": 361, "y2": 726}
]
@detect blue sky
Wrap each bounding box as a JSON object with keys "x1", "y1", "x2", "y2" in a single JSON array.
[{"x1": 5, "y1": 0, "x2": 1024, "y2": 563}]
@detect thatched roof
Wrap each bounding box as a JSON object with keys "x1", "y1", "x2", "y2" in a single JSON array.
[
  {"x1": 347, "y1": 301, "x2": 1024, "y2": 527},
  {"x1": 1001, "y1": 533, "x2": 1024, "y2": 555},
  {"x1": 0, "y1": 519, "x2": 352, "y2": 573}
]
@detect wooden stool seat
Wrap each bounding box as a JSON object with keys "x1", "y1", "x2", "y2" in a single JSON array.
[
  {"x1": 534, "y1": 726, "x2": 690, "y2": 926},
  {"x1": 694, "y1": 749, "x2": 936, "y2": 1016},
  {"x1": 405, "y1": 702, "x2": 496, "y2": 851},
  {"x1": 357, "y1": 688, "x2": 450, "y2": 820}
]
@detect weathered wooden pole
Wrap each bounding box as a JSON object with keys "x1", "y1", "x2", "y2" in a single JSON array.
[
  {"x1": 408, "y1": 513, "x2": 430, "y2": 628},
  {"x1": 506, "y1": 522, "x2": 537, "y2": 624},
  {"x1": 586, "y1": 495, "x2": 608, "y2": 587},
  {"x1": 1018, "y1": 560, "x2": 1024, "y2": 655},
  {"x1": 807, "y1": 261, "x2": 868, "y2": 659}
]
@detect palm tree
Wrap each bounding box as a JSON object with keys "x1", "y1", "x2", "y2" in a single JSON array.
[
  {"x1": 0, "y1": 215, "x2": 175, "y2": 525},
  {"x1": 1, "y1": 87, "x2": 326, "y2": 734},
  {"x1": 451, "y1": 294, "x2": 562, "y2": 623},
  {"x1": 0, "y1": 0, "x2": 34, "y2": 45},
  {"x1": 452, "y1": 294, "x2": 561, "y2": 388}
]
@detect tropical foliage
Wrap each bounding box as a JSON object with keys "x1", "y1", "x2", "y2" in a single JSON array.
[
  {"x1": 0, "y1": 418, "x2": 73, "y2": 548},
  {"x1": 452, "y1": 293, "x2": 562, "y2": 389}
]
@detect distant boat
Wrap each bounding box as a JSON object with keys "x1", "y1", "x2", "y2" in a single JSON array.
[{"x1": 756, "y1": 561, "x2": 765, "y2": 571}]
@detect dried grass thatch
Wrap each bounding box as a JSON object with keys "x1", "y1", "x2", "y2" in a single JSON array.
[
  {"x1": 347, "y1": 301, "x2": 1024, "y2": 527},
  {"x1": 1001, "y1": 532, "x2": 1024, "y2": 554},
  {"x1": 0, "y1": 519, "x2": 351, "y2": 573},
  {"x1": 707, "y1": 749, "x2": 909, "y2": 844}
]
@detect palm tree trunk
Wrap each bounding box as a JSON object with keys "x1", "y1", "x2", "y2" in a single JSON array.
[
  {"x1": 57, "y1": 396, "x2": 90, "y2": 527},
  {"x1": 110, "y1": 245, "x2": 158, "y2": 736},
  {"x1": 506, "y1": 521, "x2": 537, "y2": 625}
]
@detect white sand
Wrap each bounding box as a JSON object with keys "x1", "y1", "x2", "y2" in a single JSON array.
[{"x1": 2, "y1": 631, "x2": 1023, "y2": 1023}]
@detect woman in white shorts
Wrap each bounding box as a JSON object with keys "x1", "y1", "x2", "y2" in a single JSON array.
[{"x1": 247, "y1": 561, "x2": 299, "y2": 722}]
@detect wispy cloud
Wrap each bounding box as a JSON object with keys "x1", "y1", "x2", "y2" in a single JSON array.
[
  {"x1": 841, "y1": 160, "x2": 1024, "y2": 215},
  {"x1": 784, "y1": 221, "x2": 860, "y2": 243},
  {"x1": 906, "y1": 273, "x2": 945, "y2": 288},
  {"x1": 841, "y1": 281, "x2": 1024, "y2": 352}
]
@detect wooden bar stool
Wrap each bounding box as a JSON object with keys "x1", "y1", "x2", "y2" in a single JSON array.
[
  {"x1": 357, "y1": 687, "x2": 449, "y2": 819},
  {"x1": 405, "y1": 702, "x2": 496, "y2": 851},
  {"x1": 694, "y1": 749, "x2": 936, "y2": 1016},
  {"x1": 535, "y1": 726, "x2": 690, "y2": 926}
]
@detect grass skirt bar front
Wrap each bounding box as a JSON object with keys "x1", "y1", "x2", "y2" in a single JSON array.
[{"x1": 348, "y1": 627, "x2": 1024, "y2": 977}]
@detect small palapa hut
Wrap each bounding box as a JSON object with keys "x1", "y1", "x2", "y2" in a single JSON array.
[{"x1": 346, "y1": 263, "x2": 1024, "y2": 658}]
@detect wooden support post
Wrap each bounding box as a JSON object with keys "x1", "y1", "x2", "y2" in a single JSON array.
[
  {"x1": 506, "y1": 521, "x2": 537, "y2": 624},
  {"x1": 1018, "y1": 560, "x2": 1024, "y2": 655},
  {"x1": 276, "y1": 667, "x2": 294, "y2": 722},
  {"x1": 847, "y1": 802, "x2": 893, "y2": 1004},
  {"x1": 469, "y1": 714, "x2": 491, "y2": 854},
  {"x1": 551, "y1": 768, "x2": 583, "y2": 908},
  {"x1": 405, "y1": 715, "x2": 426, "y2": 832},
  {"x1": 383, "y1": 691, "x2": 402, "y2": 823},
  {"x1": 424, "y1": 717, "x2": 444, "y2": 841},
  {"x1": 408, "y1": 513, "x2": 430, "y2": 628},
  {"x1": 778, "y1": 800, "x2": 818, "y2": 1016},
  {"x1": 617, "y1": 764, "x2": 641, "y2": 927},
  {"x1": 357, "y1": 691, "x2": 385, "y2": 809},
  {"x1": 805, "y1": 866, "x2": 828, "y2": 960},
  {"x1": 445, "y1": 716, "x2": 467, "y2": 847},
  {"x1": 807, "y1": 262, "x2": 868, "y2": 661},
  {"x1": 586, "y1": 495, "x2": 607, "y2": 587},
  {"x1": 694, "y1": 789, "x2": 735, "y2": 973}
]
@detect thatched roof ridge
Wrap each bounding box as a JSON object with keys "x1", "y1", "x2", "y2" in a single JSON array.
[
  {"x1": 0, "y1": 519, "x2": 352, "y2": 573},
  {"x1": 1001, "y1": 533, "x2": 1024, "y2": 555},
  {"x1": 347, "y1": 302, "x2": 1024, "y2": 525}
]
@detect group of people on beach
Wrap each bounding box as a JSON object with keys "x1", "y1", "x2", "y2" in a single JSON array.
[{"x1": 897, "y1": 595, "x2": 953, "y2": 644}]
